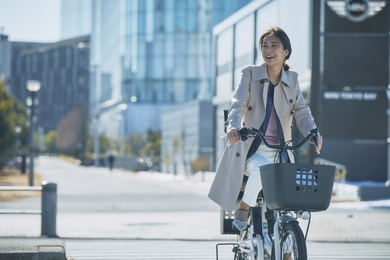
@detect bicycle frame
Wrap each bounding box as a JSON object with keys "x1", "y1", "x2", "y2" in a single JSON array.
[
  {"x1": 216, "y1": 127, "x2": 319, "y2": 260},
  {"x1": 222, "y1": 198, "x2": 310, "y2": 260}
]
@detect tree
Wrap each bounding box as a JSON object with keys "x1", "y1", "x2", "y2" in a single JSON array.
[
  {"x1": 83, "y1": 133, "x2": 113, "y2": 165},
  {"x1": 190, "y1": 157, "x2": 210, "y2": 173},
  {"x1": 0, "y1": 81, "x2": 28, "y2": 168},
  {"x1": 56, "y1": 105, "x2": 88, "y2": 157},
  {"x1": 140, "y1": 129, "x2": 161, "y2": 166},
  {"x1": 44, "y1": 130, "x2": 57, "y2": 154},
  {"x1": 124, "y1": 134, "x2": 145, "y2": 156}
]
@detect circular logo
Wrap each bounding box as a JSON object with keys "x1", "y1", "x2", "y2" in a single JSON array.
[{"x1": 344, "y1": 0, "x2": 369, "y2": 22}]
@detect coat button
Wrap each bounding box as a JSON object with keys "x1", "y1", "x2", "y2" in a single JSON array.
[
  {"x1": 289, "y1": 99, "x2": 294, "y2": 104},
  {"x1": 236, "y1": 152, "x2": 240, "y2": 157},
  {"x1": 248, "y1": 106, "x2": 252, "y2": 111}
]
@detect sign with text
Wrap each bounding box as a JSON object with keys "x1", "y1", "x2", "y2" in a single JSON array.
[{"x1": 321, "y1": 90, "x2": 387, "y2": 140}]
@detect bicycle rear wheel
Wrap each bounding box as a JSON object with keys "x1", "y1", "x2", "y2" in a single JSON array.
[{"x1": 274, "y1": 221, "x2": 307, "y2": 260}]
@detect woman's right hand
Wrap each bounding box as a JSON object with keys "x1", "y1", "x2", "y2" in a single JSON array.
[{"x1": 227, "y1": 128, "x2": 239, "y2": 144}]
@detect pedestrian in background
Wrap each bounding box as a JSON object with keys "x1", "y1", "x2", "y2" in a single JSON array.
[
  {"x1": 108, "y1": 154, "x2": 115, "y2": 171},
  {"x1": 208, "y1": 27, "x2": 322, "y2": 231}
]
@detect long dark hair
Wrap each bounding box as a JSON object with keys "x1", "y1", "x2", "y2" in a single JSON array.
[{"x1": 259, "y1": 27, "x2": 292, "y2": 71}]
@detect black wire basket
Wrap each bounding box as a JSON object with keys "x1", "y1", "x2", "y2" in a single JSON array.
[{"x1": 260, "y1": 163, "x2": 336, "y2": 211}]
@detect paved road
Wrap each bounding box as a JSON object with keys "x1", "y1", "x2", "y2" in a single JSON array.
[
  {"x1": 10, "y1": 156, "x2": 216, "y2": 213},
  {"x1": 65, "y1": 239, "x2": 390, "y2": 260},
  {"x1": 1, "y1": 156, "x2": 390, "y2": 259}
]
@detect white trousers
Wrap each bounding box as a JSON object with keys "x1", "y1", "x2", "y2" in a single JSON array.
[{"x1": 242, "y1": 145, "x2": 278, "y2": 207}]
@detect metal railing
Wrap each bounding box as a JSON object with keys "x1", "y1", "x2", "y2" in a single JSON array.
[{"x1": 0, "y1": 182, "x2": 57, "y2": 237}]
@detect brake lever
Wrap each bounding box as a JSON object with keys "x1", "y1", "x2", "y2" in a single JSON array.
[{"x1": 310, "y1": 129, "x2": 319, "y2": 154}]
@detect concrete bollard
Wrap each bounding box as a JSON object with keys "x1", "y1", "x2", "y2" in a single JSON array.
[{"x1": 41, "y1": 182, "x2": 57, "y2": 237}]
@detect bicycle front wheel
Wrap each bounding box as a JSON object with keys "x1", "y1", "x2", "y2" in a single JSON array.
[{"x1": 278, "y1": 221, "x2": 307, "y2": 260}]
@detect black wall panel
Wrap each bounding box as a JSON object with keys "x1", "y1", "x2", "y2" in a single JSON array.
[{"x1": 311, "y1": 0, "x2": 389, "y2": 181}]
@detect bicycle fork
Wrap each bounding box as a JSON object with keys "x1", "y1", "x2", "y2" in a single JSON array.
[
  {"x1": 272, "y1": 212, "x2": 310, "y2": 260},
  {"x1": 273, "y1": 215, "x2": 282, "y2": 260},
  {"x1": 251, "y1": 204, "x2": 273, "y2": 260}
]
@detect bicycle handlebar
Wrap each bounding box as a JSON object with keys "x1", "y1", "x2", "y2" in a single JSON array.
[{"x1": 238, "y1": 127, "x2": 318, "y2": 151}]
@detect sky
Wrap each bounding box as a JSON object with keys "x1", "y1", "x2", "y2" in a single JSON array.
[{"x1": 0, "y1": 0, "x2": 60, "y2": 42}]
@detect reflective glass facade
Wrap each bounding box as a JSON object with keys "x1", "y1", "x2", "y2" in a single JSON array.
[
  {"x1": 90, "y1": 0, "x2": 254, "y2": 137},
  {"x1": 121, "y1": 0, "x2": 253, "y2": 105},
  {"x1": 61, "y1": 0, "x2": 91, "y2": 40}
]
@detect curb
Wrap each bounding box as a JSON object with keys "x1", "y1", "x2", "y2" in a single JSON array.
[
  {"x1": 0, "y1": 239, "x2": 66, "y2": 260},
  {"x1": 0, "y1": 248, "x2": 66, "y2": 260}
]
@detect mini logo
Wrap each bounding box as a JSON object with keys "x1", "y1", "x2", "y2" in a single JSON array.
[
  {"x1": 345, "y1": 0, "x2": 369, "y2": 22},
  {"x1": 326, "y1": 0, "x2": 387, "y2": 22}
]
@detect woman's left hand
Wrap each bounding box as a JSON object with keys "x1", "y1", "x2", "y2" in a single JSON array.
[{"x1": 311, "y1": 134, "x2": 323, "y2": 154}]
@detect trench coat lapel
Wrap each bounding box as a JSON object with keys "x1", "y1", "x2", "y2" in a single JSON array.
[
  {"x1": 262, "y1": 81, "x2": 269, "y2": 110},
  {"x1": 279, "y1": 67, "x2": 295, "y2": 101},
  {"x1": 252, "y1": 64, "x2": 269, "y2": 110}
]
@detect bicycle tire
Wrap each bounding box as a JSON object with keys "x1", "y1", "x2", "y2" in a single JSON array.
[{"x1": 272, "y1": 221, "x2": 307, "y2": 260}]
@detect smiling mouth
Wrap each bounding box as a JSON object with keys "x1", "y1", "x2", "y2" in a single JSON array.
[{"x1": 266, "y1": 56, "x2": 275, "y2": 59}]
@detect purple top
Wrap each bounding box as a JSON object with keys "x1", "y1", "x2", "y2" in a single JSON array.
[{"x1": 263, "y1": 105, "x2": 279, "y2": 145}]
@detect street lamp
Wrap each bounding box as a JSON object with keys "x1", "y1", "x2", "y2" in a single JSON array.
[
  {"x1": 118, "y1": 103, "x2": 128, "y2": 154},
  {"x1": 26, "y1": 80, "x2": 41, "y2": 186},
  {"x1": 14, "y1": 125, "x2": 22, "y2": 157}
]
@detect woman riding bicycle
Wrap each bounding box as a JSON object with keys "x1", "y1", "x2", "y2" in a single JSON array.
[{"x1": 208, "y1": 27, "x2": 323, "y2": 231}]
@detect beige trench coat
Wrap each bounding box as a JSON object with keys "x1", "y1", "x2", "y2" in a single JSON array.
[{"x1": 208, "y1": 64, "x2": 317, "y2": 211}]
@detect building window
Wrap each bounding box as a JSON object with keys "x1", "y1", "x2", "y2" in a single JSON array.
[
  {"x1": 216, "y1": 27, "x2": 233, "y2": 76},
  {"x1": 255, "y1": 1, "x2": 278, "y2": 64},
  {"x1": 234, "y1": 14, "x2": 254, "y2": 89}
]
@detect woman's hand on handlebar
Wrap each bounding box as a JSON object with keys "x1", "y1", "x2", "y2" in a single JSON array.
[
  {"x1": 311, "y1": 133, "x2": 323, "y2": 154},
  {"x1": 227, "y1": 128, "x2": 239, "y2": 144}
]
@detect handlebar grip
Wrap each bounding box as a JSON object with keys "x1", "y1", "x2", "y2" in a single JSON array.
[
  {"x1": 310, "y1": 128, "x2": 319, "y2": 147},
  {"x1": 238, "y1": 127, "x2": 249, "y2": 141}
]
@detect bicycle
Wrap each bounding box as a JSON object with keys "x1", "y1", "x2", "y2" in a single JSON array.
[{"x1": 216, "y1": 127, "x2": 335, "y2": 260}]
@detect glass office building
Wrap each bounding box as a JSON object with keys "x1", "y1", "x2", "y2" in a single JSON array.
[
  {"x1": 121, "y1": 0, "x2": 253, "y2": 104},
  {"x1": 0, "y1": 32, "x2": 11, "y2": 87},
  {"x1": 61, "y1": 1, "x2": 91, "y2": 40},
  {"x1": 89, "y1": 0, "x2": 254, "y2": 138}
]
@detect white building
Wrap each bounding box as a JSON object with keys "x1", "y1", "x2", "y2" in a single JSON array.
[{"x1": 161, "y1": 100, "x2": 213, "y2": 175}]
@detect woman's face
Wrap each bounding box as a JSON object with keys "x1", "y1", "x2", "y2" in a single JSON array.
[{"x1": 261, "y1": 34, "x2": 289, "y2": 68}]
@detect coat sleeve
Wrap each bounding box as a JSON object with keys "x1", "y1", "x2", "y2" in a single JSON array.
[
  {"x1": 293, "y1": 81, "x2": 317, "y2": 135},
  {"x1": 227, "y1": 67, "x2": 251, "y2": 132}
]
